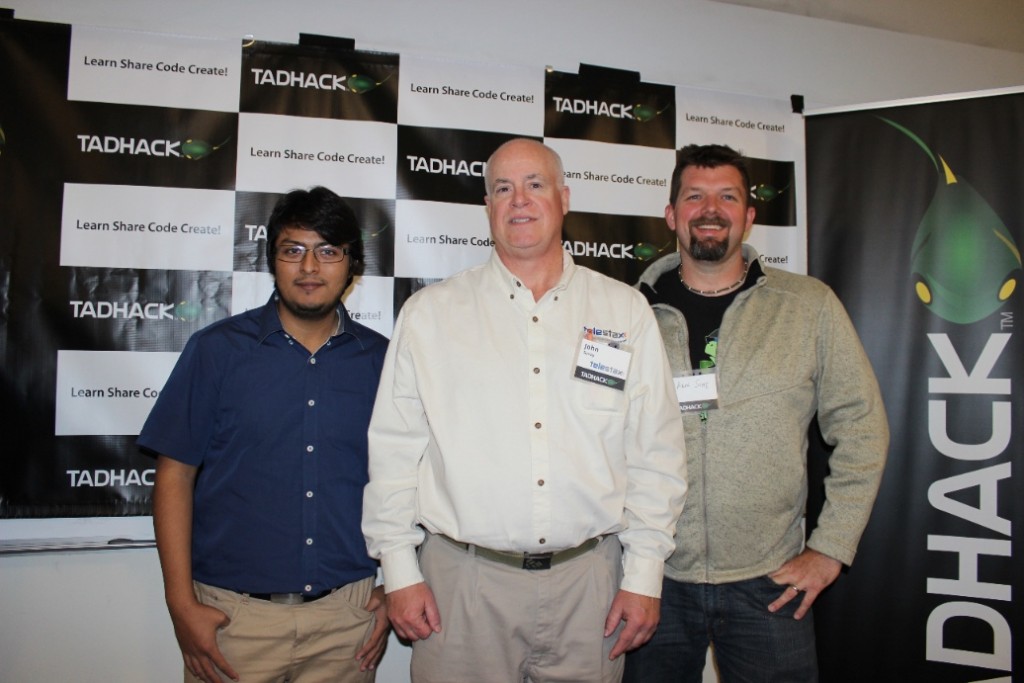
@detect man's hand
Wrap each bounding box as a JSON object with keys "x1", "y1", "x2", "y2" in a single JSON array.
[
  {"x1": 604, "y1": 589, "x2": 660, "y2": 660},
  {"x1": 154, "y1": 456, "x2": 236, "y2": 682},
  {"x1": 168, "y1": 599, "x2": 237, "y2": 683},
  {"x1": 767, "y1": 548, "x2": 842, "y2": 619},
  {"x1": 356, "y1": 586, "x2": 390, "y2": 671},
  {"x1": 386, "y1": 582, "x2": 442, "y2": 641}
]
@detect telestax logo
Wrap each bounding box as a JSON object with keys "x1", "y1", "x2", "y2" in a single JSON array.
[
  {"x1": 406, "y1": 155, "x2": 485, "y2": 177},
  {"x1": 77, "y1": 134, "x2": 229, "y2": 160},
  {"x1": 582, "y1": 325, "x2": 626, "y2": 341}
]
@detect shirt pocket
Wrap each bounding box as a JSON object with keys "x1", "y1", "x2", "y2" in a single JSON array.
[
  {"x1": 322, "y1": 386, "x2": 374, "y2": 486},
  {"x1": 576, "y1": 379, "x2": 628, "y2": 414}
]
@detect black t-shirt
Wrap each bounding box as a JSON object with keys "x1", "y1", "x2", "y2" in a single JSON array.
[{"x1": 643, "y1": 260, "x2": 762, "y2": 370}]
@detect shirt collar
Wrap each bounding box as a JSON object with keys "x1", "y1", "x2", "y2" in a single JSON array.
[{"x1": 486, "y1": 249, "x2": 577, "y2": 299}]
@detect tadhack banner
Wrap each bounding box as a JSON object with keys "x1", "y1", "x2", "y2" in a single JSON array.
[
  {"x1": 806, "y1": 91, "x2": 1023, "y2": 681},
  {"x1": 0, "y1": 18, "x2": 805, "y2": 525}
]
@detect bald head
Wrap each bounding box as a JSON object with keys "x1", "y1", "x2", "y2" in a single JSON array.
[{"x1": 484, "y1": 139, "x2": 565, "y2": 197}]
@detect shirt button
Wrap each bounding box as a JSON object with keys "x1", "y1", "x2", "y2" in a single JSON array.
[
  {"x1": 533, "y1": 367, "x2": 540, "y2": 374},
  {"x1": 306, "y1": 538, "x2": 313, "y2": 545},
  {"x1": 539, "y1": 538, "x2": 546, "y2": 545},
  {"x1": 534, "y1": 422, "x2": 542, "y2": 429},
  {"x1": 532, "y1": 316, "x2": 539, "y2": 322},
  {"x1": 304, "y1": 584, "x2": 313, "y2": 592},
  {"x1": 537, "y1": 479, "x2": 545, "y2": 486},
  {"x1": 306, "y1": 445, "x2": 314, "y2": 453},
  {"x1": 308, "y1": 399, "x2": 315, "y2": 407},
  {"x1": 306, "y1": 491, "x2": 314, "y2": 498},
  {"x1": 310, "y1": 357, "x2": 317, "y2": 365}
]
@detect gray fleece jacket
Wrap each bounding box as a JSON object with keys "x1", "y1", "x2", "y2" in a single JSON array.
[{"x1": 638, "y1": 245, "x2": 889, "y2": 584}]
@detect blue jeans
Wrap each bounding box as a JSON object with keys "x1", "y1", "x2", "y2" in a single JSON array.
[{"x1": 623, "y1": 576, "x2": 818, "y2": 683}]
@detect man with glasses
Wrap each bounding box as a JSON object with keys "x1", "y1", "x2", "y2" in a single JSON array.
[{"x1": 139, "y1": 186, "x2": 390, "y2": 683}]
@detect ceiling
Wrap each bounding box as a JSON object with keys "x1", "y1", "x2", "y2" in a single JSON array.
[{"x1": 708, "y1": 0, "x2": 1024, "y2": 54}]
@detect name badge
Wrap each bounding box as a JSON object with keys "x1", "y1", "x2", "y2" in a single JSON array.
[
  {"x1": 674, "y1": 370, "x2": 719, "y2": 412},
  {"x1": 573, "y1": 334, "x2": 632, "y2": 391}
]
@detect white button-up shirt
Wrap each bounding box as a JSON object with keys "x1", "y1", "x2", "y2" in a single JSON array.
[{"x1": 363, "y1": 251, "x2": 687, "y2": 597}]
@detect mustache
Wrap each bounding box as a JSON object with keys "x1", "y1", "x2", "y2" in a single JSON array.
[{"x1": 688, "y1": 216, "x2": 730, "y2": 229}]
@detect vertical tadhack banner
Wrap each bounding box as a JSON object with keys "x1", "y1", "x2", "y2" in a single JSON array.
[{"x1": 806, "y1": 92, "x2": 1023, "y2": 681}]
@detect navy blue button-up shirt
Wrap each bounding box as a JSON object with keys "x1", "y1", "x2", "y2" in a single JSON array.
[{"x1": 138, "y1": 297, "x2": 387, "y2": 594}]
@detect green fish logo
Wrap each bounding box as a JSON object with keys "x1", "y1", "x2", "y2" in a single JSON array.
[
  {"x1": 363, "y1": 223, "x2": 391, "y2": 239},
  {"x1": 346, "y1": 71, "x2": 394, "y2": 94},
  {"x1": 632, "y1": 239, "x2": 673, "y2": 262},
  {"x1": 750, "y1": 182, "x2": 790, "y2": 203},
  {"x1": 175, "y1": 301, "x2": 203, "y2": 321},
  {"x1": 181, "y1": 137, "x2": 231, "y2": 160},
  {"x1": 880, "y1": 117, "x2": 1021, "y2": 324},
  {"x1": 631, "y1": 103, "x2": 670, "y2": 124}
]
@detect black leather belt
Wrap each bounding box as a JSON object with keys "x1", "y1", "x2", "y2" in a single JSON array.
[
  {"x1": 243, "y1": 586, "x2": 339, "y2": 605},
  {"x1": 438, "y1": 534, "x2": 601, "y2": 570}
]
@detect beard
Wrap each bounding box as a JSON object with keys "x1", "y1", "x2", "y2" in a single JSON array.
[
  {"x1": 276, "y1": 290, "x2": 339, "y2": 321},
  {"x1": 687, "y1": 217, "x2": 730, "y2": 262}
]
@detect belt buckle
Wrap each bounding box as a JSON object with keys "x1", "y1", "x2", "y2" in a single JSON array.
[
  {"x1": 522, "y1": 552, "x2": 553, "y2": 570},
  {"x1": 268, "y1": 593, "x2": 304, "y2": 605}
]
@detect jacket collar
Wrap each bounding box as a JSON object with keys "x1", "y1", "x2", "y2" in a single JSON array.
[{"x1": 638, "y1": 244, "x2": 766, "y2": 299}]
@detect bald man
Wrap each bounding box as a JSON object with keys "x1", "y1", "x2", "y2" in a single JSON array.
[{"x1": 363, "y1": 139, "x2": 688, "y2": 682}]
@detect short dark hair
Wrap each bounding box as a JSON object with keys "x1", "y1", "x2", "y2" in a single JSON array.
[
  {"x1": 668, "y1": 144, "x2": 752, "y2": 206},
  {"x1": 266, "y1": 186, "x2": 364, "y2": 276}
]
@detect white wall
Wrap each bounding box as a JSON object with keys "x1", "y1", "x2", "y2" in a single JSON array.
[
  {"x1": 2, "y1": 1, "x2": 1022, "y2": 681},
  {"x1": 5, "y1": 0, "x2": 1024, "y2": 109}
]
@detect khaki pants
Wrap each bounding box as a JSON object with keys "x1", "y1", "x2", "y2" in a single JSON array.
[
  {"x1": 412, "y1": 533, "x2": 625, "y2": 683},
  {"x1": 188, "y1": 576, "x2": 376, "y2": 683}
]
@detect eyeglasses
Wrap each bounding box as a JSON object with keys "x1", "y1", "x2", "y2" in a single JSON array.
[{"x1": 275, "y1": 244, "x2": 351, "y2": 263}]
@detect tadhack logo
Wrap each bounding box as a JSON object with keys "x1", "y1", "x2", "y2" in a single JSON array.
[
  {"x1": 250, "y1": 68, "x2": 393, "y2": 94},
  {"x1": 551, "y1": 97, "x2": 669, "y2": 123},
  {"x1": 881, "y1": 117, "x2": 1021, "y2": 324},
  {"x1": 406, "y1": 155, "x2": 486, "y2": 177},
  {"x1": 881, "y1": 116, "x2": 1019, "y2": 676},
  {"x1": 76, "y1": 134, "x2": 231, "y2": 160},
  {"x1": 564, "y1": 239, "x2": 675, "y2": 263},
  {"x1": 70, "y1": 299, "x2": 204, "y2": 322}
]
